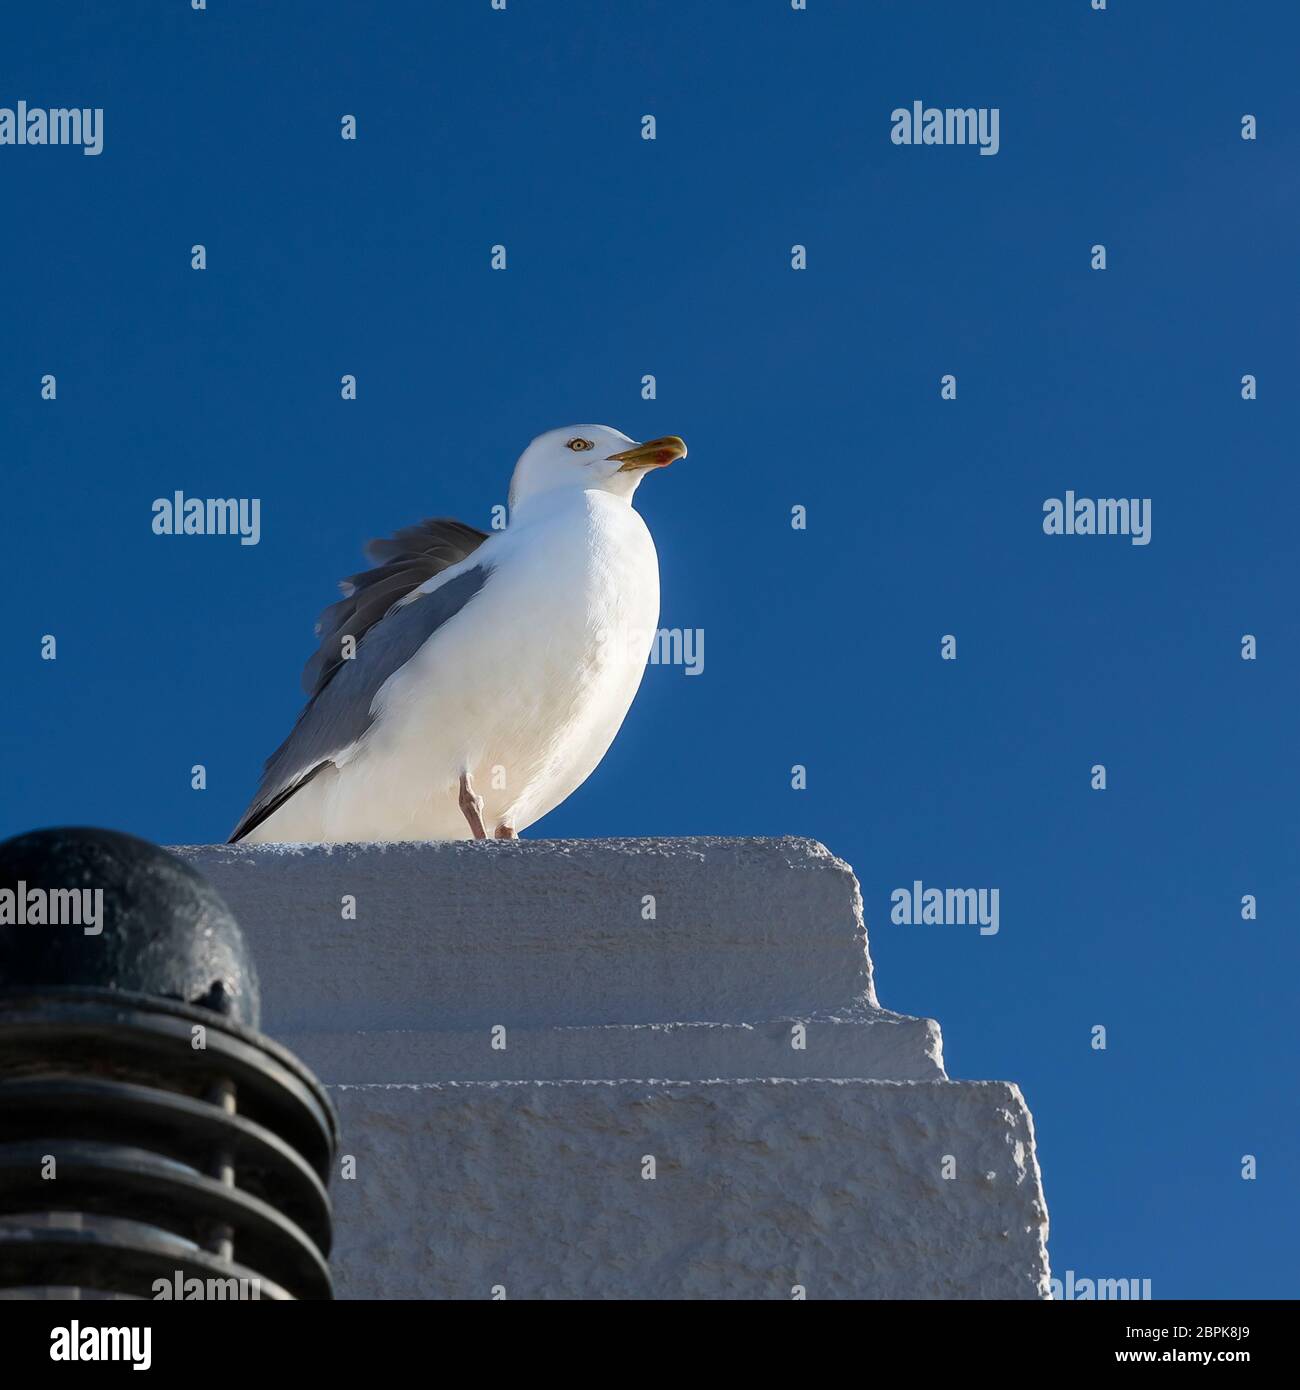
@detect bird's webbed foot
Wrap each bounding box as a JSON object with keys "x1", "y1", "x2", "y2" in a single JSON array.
[{"x1": 458, "y1": 771, "x2": 488, "y2": 839}]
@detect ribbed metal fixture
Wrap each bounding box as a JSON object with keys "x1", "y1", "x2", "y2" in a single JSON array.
[{"x1": 0, "y1": 828, "x2": 337, "y2": 1300}]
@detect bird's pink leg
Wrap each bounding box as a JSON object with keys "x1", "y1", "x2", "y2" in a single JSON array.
[
  {"x1": 458, "y1": 771, "x2": 488, "y2": 840},
  {"x1": 494, "y1": 823, "x2": 517, "y2": 840}
]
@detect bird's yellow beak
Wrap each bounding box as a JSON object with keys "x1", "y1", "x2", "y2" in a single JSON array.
[{"x1": 607, "y1": 435, "x2": 688, "y2": 471}]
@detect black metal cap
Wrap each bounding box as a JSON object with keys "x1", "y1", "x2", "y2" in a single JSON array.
[{"x1": 0, "y1": 827, "x2": 260, "y2": 1028}]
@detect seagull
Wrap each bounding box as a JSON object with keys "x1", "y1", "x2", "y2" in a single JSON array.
[{"x1": 229, "y1": 425, "x2": 687, "y2": 844}]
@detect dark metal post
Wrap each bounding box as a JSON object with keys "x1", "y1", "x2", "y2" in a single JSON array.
[{"x1": 0, "y1": 828, "x2": 337, "y2": 1300}]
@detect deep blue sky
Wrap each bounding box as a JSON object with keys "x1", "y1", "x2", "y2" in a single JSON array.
[{"x1": 2, "y1": 2, "x2": 1295, "y2": 1299}]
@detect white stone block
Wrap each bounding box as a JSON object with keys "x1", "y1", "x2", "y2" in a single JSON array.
[{"x1": 174, "y1": 837, "x2": 1051, "y2": 1299}]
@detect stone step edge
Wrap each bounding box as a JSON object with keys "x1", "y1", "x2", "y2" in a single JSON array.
[{"x1": 281, "y1": 1014, "x2": 946, "y2": 1084}]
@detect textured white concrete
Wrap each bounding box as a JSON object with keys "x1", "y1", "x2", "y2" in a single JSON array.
[
  {"x1": 176, "y1": 837, "x2": 876, "y2": 1029},
  {"x1": 272, "y1": 1015, "x2": 945, "y2": 1085},
  {"x1": 174, "y1": 837, "x2": 1051, "y2": 1299},
  {"x1": 328, "y1": 1079, "x2": 1049, "y2": 1301}
]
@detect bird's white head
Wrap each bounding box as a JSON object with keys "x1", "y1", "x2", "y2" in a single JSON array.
[{"x1": 507, "y1": 425, "x2": 687, "y2": 513}]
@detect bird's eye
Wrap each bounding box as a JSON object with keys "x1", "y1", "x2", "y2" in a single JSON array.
[{"x1": 566, "y1": 438, "x2": 594, "y2": 452}]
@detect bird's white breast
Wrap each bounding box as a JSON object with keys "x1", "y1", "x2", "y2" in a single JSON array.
[{"x1": 313, "y1": 488, "x2": 659, "y2": 840}]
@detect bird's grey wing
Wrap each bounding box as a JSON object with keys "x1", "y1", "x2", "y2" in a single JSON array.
[
  {"x1": 303, "y1": 517, "x2": 489, "y2": 697},
  {"x1": 228, "y1": 562, "x2": 492, "y2": 842}
]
